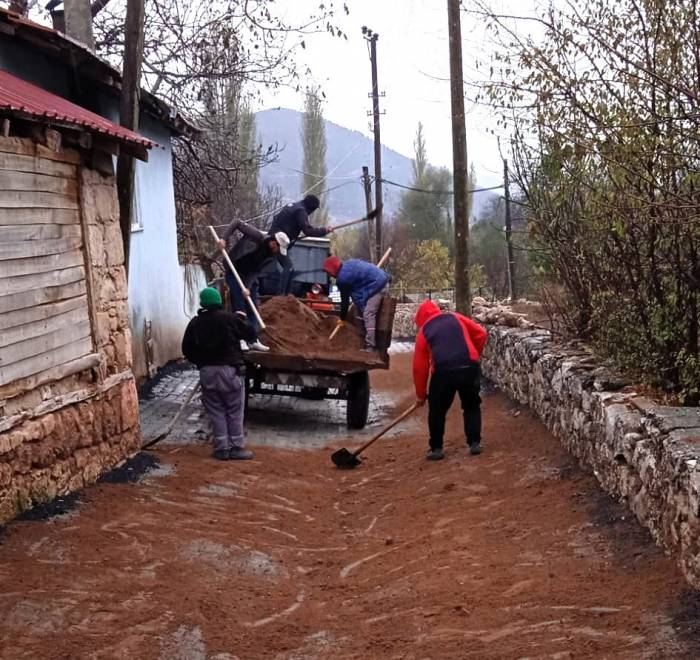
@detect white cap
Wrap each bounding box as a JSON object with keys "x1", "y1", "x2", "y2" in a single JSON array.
[{"x1": 274, "y1": 231, "x2": 290, "y2": 255}]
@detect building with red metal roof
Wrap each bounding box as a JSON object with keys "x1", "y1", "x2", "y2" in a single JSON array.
[{"x1": 0, "y1": 6, "x2": 205, "y2": 381}]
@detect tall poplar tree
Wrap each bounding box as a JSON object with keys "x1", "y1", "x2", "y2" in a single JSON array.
[{"x1": 300, "y1": 87, "x2": 329, "y2": 225}]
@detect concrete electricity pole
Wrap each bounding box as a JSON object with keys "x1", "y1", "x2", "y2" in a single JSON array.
[
  {"x1": 117, "y1": 0, "x2": 146, "y2": 276},
  {"x1": 503, "y1": 158, "x2": 517, "y2": 300},
  {"x1": 362, "y1": 166, "x2": 377, "y2": 263},
  {"x1": 362, "y1": 26, "x2": 383, "y2": 260},
  {"x1": 447, "y1": 0, "x2": 471, "y2": 315}
]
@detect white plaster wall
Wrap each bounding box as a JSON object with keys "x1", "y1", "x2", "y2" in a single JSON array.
[{"x1": 127, "y1": 116, "x2": 206, "y2": 380}]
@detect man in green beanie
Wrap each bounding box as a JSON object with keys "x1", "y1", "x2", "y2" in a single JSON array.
[{"x1": 182, "y1": 287, "x2": 257, "y2": 460}]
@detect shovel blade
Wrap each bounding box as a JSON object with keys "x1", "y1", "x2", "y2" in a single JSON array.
[{"x1": 331, "y1": 447, "x2": 361, "y2": 469}]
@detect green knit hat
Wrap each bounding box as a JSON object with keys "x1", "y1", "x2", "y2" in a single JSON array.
[{"x1": 199, "y1": 287, "x2": 222, "y2": 307}]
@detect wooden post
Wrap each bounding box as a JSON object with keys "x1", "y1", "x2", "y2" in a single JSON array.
[
  {"x1": 503, "y1": 158, "x2": 517, "y2": 300},
  {"x1": 116, "y1": 0, "x2": 145, "y2": 278},
  {"x1": 447, "y1": 0, "x2": 471, "y2": 315},
  {"x1": 362, "y1": 165, "x2": 376, "y2": 262},
  {"x1": 363, "y1": 28, "x2": 384, "y2": 260}
]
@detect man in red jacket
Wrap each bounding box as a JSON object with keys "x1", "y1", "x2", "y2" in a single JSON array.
[{"x1": 413, "y1": 300, "x2": 488, "y2": 460}]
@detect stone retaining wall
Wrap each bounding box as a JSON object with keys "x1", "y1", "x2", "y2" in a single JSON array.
[{"x1": 482, "y1": 325, "x2": 700, "y2": 588}]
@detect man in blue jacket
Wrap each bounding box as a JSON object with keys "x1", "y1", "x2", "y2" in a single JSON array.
[{"x1": 323, "y1": 255, "x2": 389, "y2": 351}]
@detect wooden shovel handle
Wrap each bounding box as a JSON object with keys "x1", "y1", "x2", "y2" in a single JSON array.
[
  {"x1": 142, "y1": 383, "x2": 201, "y2": 449},
  {"x1": 333, "y1": 216, "x2": 371, "y2": 231},
  {"x1": 354, "y1": 402, "x2": 420, "y2": 458},
  {"x1": 208, "y1": 225, "x2": 266, "y2": 330}
]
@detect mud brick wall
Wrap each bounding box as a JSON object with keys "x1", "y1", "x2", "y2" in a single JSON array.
[
  {"x1": 0, "y1": 158, "x2": 140, "y2": 523},
  {"x1": 481, "y1": 325, "x2": 700, "y2": 589}
]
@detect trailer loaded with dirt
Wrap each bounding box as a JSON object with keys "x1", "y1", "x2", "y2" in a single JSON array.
[{"x1": 243, "y1": 294, "x2": 396, "y2": 429}]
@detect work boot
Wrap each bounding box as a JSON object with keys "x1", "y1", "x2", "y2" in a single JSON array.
[
  {"x1": 229, "y1": 447, "x2": 254, "y2": 460},
  {"x1": 249, "y1": 340, "x2": 270, "y2": 352},
  {"x1": 228, "y1": 447, "x2": 253, "y2": 461},
  {"x1": 469, "y1": 442, "x2": 483, "y2": 456},
  {"x1": 426, "y1": 448, "x2": 444, "y2": 461},
  {"x1": 240, "y1": 340, "x2": 250, "y2": 351},
  {"x1": 212, "y1": 449, "x2": 230, "y2": 461}
]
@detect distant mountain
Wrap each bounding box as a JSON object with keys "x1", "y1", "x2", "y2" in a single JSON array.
[
  {"x1": 255, "y1": 108, "x2": 493, "y2": 224},
  {"x1": 255, "y1": 108, "x2": 412, "y2": 222}
]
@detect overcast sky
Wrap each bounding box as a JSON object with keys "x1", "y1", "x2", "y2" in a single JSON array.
[{"x1": 262, "y1": 1, "x2": 537, "y2": 188}]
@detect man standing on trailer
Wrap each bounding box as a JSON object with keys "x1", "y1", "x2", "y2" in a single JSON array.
[
  {"x1": 270, "y1": 194, "x2": 334, "y2": 294},
  {"x1": 322, "y1": 255, "x2": 389, "y2": 352},
  {"x1": 217, "y1": 220, "x2": 290, "y2": 351},
  {"x1": 412, "y1": 299, "x2": 488, "y2": 461}
]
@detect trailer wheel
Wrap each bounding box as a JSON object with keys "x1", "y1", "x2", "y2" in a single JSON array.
[{"x1": 346, "y1": 371, "x2": 370, "y2": 429}]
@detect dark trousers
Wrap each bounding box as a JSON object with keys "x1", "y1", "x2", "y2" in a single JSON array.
[
  {"x1": 428, "y1": 365, "x2": 481, "y2": 450},
  {"x1": 225, "y1": 272, "x2": 259, "y2": 336},
  {"x1": 199, "y1": 365, "x2": 246, "y2": 452},
  {"x1": 276, "y1": 253, "x2": 294, "y2": 295}
]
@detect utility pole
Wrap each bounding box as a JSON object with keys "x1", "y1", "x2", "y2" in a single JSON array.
[
  {"x1": 447, "y1": 0, "x2": 471, "y2": 315},
  {"x1": 362, "y1": 166, "x2": 376, "y2": 263},
  {"x1": 116, "y1": 0, "x2": 145, "y2": 277},
  {"x1": 503, "y1": 158, "x2": 517, "y2": 300},
  {"x1": 362, "y1": 26, "x2": 383, "y2": 260}
]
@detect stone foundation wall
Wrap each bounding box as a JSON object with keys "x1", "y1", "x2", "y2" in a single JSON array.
[
  {"x1": 0, "y1": 154, "x2": 140, "y2": 523},
  {"x1": 482, "y1": 325, "x2": 700, "y2": 588},
  {"x1": 0, "y1": 378, "x2": 139, "y2": 520}
]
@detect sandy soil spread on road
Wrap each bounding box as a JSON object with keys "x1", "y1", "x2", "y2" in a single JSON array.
[{"x1": 0, "y1": 354, "x2": 698, "y2": 658}]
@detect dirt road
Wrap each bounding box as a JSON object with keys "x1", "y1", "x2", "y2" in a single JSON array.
[{"x1": 1, "y1": 354, "x2": 698, "y2": 659}]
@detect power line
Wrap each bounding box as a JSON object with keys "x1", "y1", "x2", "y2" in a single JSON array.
[{"x1": 379, "y1": 177, "x2": 504, "y2": 195}]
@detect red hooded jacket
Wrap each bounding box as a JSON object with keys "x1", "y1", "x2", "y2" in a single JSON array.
[{"x1": 412, "y1": 300, "x2": 488, "y2": 400}]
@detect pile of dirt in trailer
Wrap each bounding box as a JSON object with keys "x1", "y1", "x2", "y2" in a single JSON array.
[{"x1": 259, "y1": 295, "x2": 383, "y2": 364}]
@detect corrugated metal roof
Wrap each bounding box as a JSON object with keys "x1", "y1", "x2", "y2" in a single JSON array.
[
  {"x1": 0, "y1": 7, "x2": 199, "y2": 137},
  {"x1": 0, "y1": 69, "x2": 154, "y2": 149}
]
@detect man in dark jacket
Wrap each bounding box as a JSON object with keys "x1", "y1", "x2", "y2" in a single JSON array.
[
  {"x1": 270, "y1": 194, "x2": 334, "y2": 294},
  {"x1": 412, "y1": 300, "x2": 488, "y2": 460},
  {"x1": 218, "y1": 220, "x2": 290, "y2": 351},
  {"x1": 323, "y1": 255, "x2": 389, "y2": 351},
  {"x1": 182, "y1": 287, "x2": 257, "y2": 460}
]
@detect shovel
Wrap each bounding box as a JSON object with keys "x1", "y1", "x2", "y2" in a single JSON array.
[
  {"x1": 331, "y1": 206, "x2": 381, "y2": 232},
  {"x1": 331, "y1": 402, "x2": 420, "y2": 469},
  {"x1": 142, "y1": 383, "x2": 201, "y2": 450}
]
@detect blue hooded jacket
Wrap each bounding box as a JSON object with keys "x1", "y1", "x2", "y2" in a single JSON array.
[{"x1": 336, "y1": 259, "x2": 389, "y2": 314}]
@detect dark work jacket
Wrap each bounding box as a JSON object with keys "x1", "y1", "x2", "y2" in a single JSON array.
[
  {"x1": 219, "y1": 219, "x2": 274, "y2": 281},
  {"x1": 181, "y1": 305, "x2": 256, "y2": 369},
  {"x1": 231, "y1": 239, "x2": 276, "y2": 283},
  {"x1": 270, "y1": 201, "x2": 329, "y2": 243}
]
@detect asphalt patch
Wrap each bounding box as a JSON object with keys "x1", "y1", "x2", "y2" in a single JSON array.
[
  {"x1": 480, "y1": 376, "x2": 500, "y2": 396},
  {"x1": 98, "y1": 452, "x2": 161, "y2": 484},
  {"x1": 671, "y1": 590, "x2": 700, "y2": 653},
  {"x1": 138, "y1": 359, "x2": 196, "y2": 400},
  {"x1": 16, "y1": 492, "x2": 82, "y2": 522}
]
